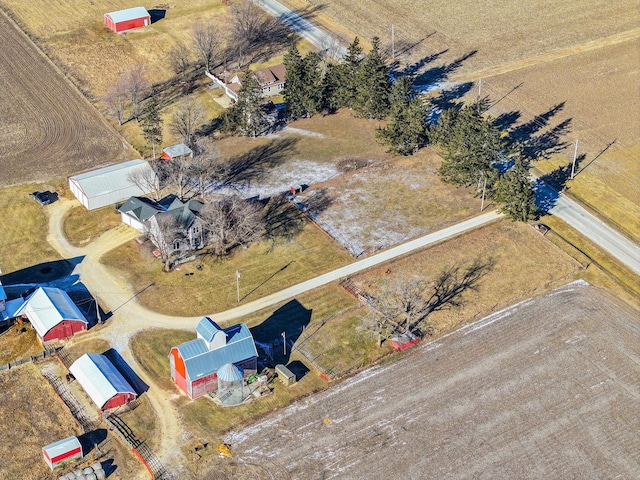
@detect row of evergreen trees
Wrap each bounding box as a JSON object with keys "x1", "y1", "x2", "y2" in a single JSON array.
[{"x1": 223, "y1": 36, "x2": 538, "y2": 222}]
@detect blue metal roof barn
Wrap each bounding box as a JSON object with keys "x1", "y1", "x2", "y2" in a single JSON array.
[
  {"x1": 68, "y1": 159, "x2": 156, "y2": 210},
  {"x1": 70, "y1": 353, "x2": 137, "y2": 410}
]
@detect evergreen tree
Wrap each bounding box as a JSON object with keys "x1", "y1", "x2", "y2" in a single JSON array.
[
  {"x1": 283, "y1": 46, "x2": 322, "y2": 119},
  {"x1": 493, "y1": 157, "x2": 538, "y2": 222},
  {"x1": 224, "y1": 70, "x2": 267, "y2": 137},
  {"x1": 322, "y1": 37, "x2": 363, "y2": 111},
  {"x1": 376, "y1": 76, "x2": 429, "y2": 155},
  {"x1": 436, "y1": 101, "x2": 504, "y2": 189},
  {"x1": 140, "y1": 97, "x2": 163, "y2": 159},
  {"x1": 354, "y1": 37, "x2": 391, "y2": 119}
]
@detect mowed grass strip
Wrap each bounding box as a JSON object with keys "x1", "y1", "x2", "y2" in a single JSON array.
[
  {"x1": 63, "y1": 204, "x2": 122, "y2": 247},
  {"x1": 0, "y1": 184, "x2": 62, "y2": 274}
]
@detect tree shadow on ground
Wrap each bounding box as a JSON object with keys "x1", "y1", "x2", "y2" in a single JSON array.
[
  {"x1": 507, "y1": 102, "x2": 572, "y2": 159},
  {"x1": 298, "y1": 187, "x2": 334, "y2": 219},
  {"x1": 102, "y1": 348, "x2": 150, "y2": 395},
  {"x1": 0, "y1": 257, "x2": 84, "y2": 286},
  {"x1": 416, "y1": 50, "x2": 477, "y2": 85},
  {"x1": 263, "y1": 196, "x2": 306, "y2": 241},
  {"x1": 250, "y1": 299, "x2": 312, "y2": 367},
  {"x1": 429, "y1": 82, "x2": 474, "y2": 112},
  {"x1": 222, "y1": 138, "x2": 298, "y2": 188},
  {"x1": 535, "y1": 152, "x2": 586, "y2": 213}
]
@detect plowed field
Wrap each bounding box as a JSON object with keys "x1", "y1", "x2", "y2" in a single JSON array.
[
  {"x1": 223, "y1": 281, "x2": 640, "y2": 479},
  {"x1": 0, "y1": 10, "x2": 127, "y2": 186}
]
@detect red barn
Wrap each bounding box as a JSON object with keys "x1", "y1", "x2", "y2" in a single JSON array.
[
  {"x1": 170, "y1": 317, "x2": 258, "y2": 399},
  {"x1": 70, "y1": 353, "x2": 137, "y2": 411},
  {"x1": 14, "y1": 287, "x2": 88, "y2": 344},
  {"x1": 104, "y1": 6, "x2": 151, "y2": 33},
  {"x1": 42, "y1": 436, "x2": 83, "y2": 470}
]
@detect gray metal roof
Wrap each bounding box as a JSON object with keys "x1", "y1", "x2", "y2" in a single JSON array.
[
  {"x1": 175, "y1": 338, "x2": 208, "y2": 360},
  {"x1": 162, "y1": 143, "x2": 192, "y2": 158},
  {"x1": 218, "y1": 363, "x2": 244, "y2": 382},
  {"x1": 195, "y1": 317, "x2": 223, "y2": 343},
  {"x1": 42, "y1": 436, "x2": 81, "y2": 457},
  {"x1": 69, "y1": 159, "x2": 154, "y2": 199},
  {"x1": 105, "y1": 6, "x2": 149, "y2": 24},
  {"x1": 14, "y1": 287, "x2": 87, "y2": 338},
  {"x1": 69, "y1": 353, "x2": 136, "y2": 409},
  {"x1": 118, "y1": 196, "x2": 163, "y2": 222},
  {"x1": 176, "y1": 324, "x2": 258, "y2": 381}
]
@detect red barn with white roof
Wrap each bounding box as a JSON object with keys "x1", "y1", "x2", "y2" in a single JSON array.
[{"x1": 104, "y1": 6, "x2": 151, "y2": 33}]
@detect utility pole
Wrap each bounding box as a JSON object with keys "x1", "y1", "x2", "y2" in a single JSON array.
[
  {"x1": 236, "y1": 270, "x2": 241, "y2": 302},
  {"x1": 95, "y1": 296, "x2": 102, "y2": 324},
  {"x1": 281, "y1": 331, "x2": 286, "y2": 356},
  {"x1": 570, "y1": 139, "x2": 579, "y2": 180},
  {"x1": 478, "y1": 78, "x2": 482, "y2": 99},
  {"x1": 480, "y1": 177, "x2": 487, "y2": 212}
]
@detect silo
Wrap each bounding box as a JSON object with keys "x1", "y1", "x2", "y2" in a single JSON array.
[{"x1": 217, "y1": 363, "x2": 244, "y2": 406}]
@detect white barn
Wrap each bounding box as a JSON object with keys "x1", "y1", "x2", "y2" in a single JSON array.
[
  {"x1": 70, "y1": 353, "x2": 137, "y2": 411},
  {"x1": 68, "y1": 160, "x2": 155, "y2": 210}
]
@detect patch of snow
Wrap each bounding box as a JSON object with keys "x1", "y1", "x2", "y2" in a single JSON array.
[{"x1": 281, "y1": 126, "x2": 325, "y2": 138}]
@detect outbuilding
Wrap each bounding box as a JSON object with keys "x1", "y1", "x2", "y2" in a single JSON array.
[
  {"x1": 42, "y1": 436, "x2": 83, "y2": 470},
  {"x1": 104, "y1": 7, "x2": 151, "y2": 33},
  {"x1": 169, "y1": 317, "x2": 258, "y2": 399},
  {"x1": 69, "y1": 353, "x2": 137, "y2": 411},
  {"x1": 68, "y1": 159, "x2": 156, "y2": 210},
  {"x1": 14, "y1": 287, "x2": 88, "y2": 343},
  {"x1": 161, "y1": 143, "x2": 193, "y2": 161}
]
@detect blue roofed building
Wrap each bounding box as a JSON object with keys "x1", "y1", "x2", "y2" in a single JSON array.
[{"x1": 169, "y1": 317, "x2": 258, "y2": 399}]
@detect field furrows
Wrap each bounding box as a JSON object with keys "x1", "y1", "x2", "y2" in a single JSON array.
[
  {"x1": 0, "y1": 9, "x2": 127, "y2": 186},
  {"x1": 225, "y1": 282, "x2": 640, "y2": 478}
]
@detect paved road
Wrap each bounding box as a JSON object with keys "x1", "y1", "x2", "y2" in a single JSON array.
[
  {"x1": 536, "y1": 182, "x2": 640, "y2": 276},
  {"x1": 257, "y1": 0, "x2": 347, "y2": 58}
]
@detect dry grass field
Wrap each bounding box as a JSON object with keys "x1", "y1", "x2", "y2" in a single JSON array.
[
  {"x1": 223, "y1": 281, "x2": 640, "y2": 479},
  {"x1": 0, "y1": 10, "x2": 128, "y2": 186},
  {"x1": 0, "y1": 0, "x2": 227, "y2": 97},
  {"x1": 0, "y1": 364, "x2": 81, "y2": 480}
]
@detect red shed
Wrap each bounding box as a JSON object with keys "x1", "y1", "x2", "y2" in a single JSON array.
[
  {"x1": 42, "y1": 436, "x2": 83, "y2": 470},
  {"x1": 104, "y1": 6, "x2": 151, "y2": 33},
  {"x1": 70, "y1": 353, "x2": 137, "y2": 411},
  {"x1": 14, "y1": 287, "x2": 88, "y2": 343}
]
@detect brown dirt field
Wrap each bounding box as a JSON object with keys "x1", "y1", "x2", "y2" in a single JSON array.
[
  {"x1": 223, "y1": 281, "x2": 640, "y2": 479},
  {"x1": 282, "y1": 0, "x2": 638, "y2": 75},
  {"x1": 0, "y1": 10, "x2": 128, "y2": 186},
  {"x1": 0, "y1": 324, "x2": 43, "y2": 364}
]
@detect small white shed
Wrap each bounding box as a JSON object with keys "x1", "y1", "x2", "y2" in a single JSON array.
[
  {"x1": 42, "y1": 436, "x2": 83, "y2": 470},
  {"x1": 68, "y1": 160, "x2": 155, "y2": 210}
]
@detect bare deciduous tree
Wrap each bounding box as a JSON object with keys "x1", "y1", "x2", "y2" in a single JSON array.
[
  {"x1": 125, "y1": 64, "x2": 149, "y2": 120},
  {"x1": 367, "y1": 258, "x2": 494, "y2": 346},
  {"x1": 127, "y1": 160, "x2": 162, "y2": 200},
  {"x1": 199, "y1": 195, "x2": 264, "y2": 256},
  {"x1": 191, "y1": 22, "x2": 221, "y2": 72},
  {"x1": 169, "y1": 41, "x2": 192, "y2": 75},
  {"x1": 190, "y1": 139, "x2": 227, "y2": 198},
  {"x1": 103, "y1": 75, "x2": 129, "y2": 125},
  {"x1": 169, "y1": 99, "x2": 205, "y2": 147},
  {"x1": 159, "y1": 155, "x2": 192, "y2": 201},
  {"x1": 147, "y1": 214, "x2": 183, "y2": 272},
  {"x1": 229, "y1": 0, "x2": 266, "y2": 66}
]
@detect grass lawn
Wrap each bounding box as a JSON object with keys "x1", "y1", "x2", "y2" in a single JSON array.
[
  {"x1": 63, "y1": 204, "x2": 122, "y2": 247},
  {"x1": 352, "y1": 219, "x2": 585, "y2": 334},
  {"x1": 101, "y1": 204, "x2": 354, "y2": 316},
  {"x1": 0, "y1": 183, "x2": 63, "y2": 276}
]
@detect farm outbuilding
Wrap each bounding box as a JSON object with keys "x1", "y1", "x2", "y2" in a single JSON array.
[
  {"x1": 14, "y1": 287, "x2": 88, "y2": 343},
  {"x1": 68, "y1": 159, "x2": 156, "y2": 210},
  {"x1": 104, "y1": 6, "x2": 151, "y2": 33},
  {"x1": 169, "y1": 317, "x2": 258, "y2": 399},
  {"x1": 42, "y1": 436, "x2": 83, "y2": 470},
  {"x1": 161, "y1": 143, "x2": 193, "y2": 161},
  {"x1": 69, "y1": 353, "x2": 137, "y2": 411}
]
